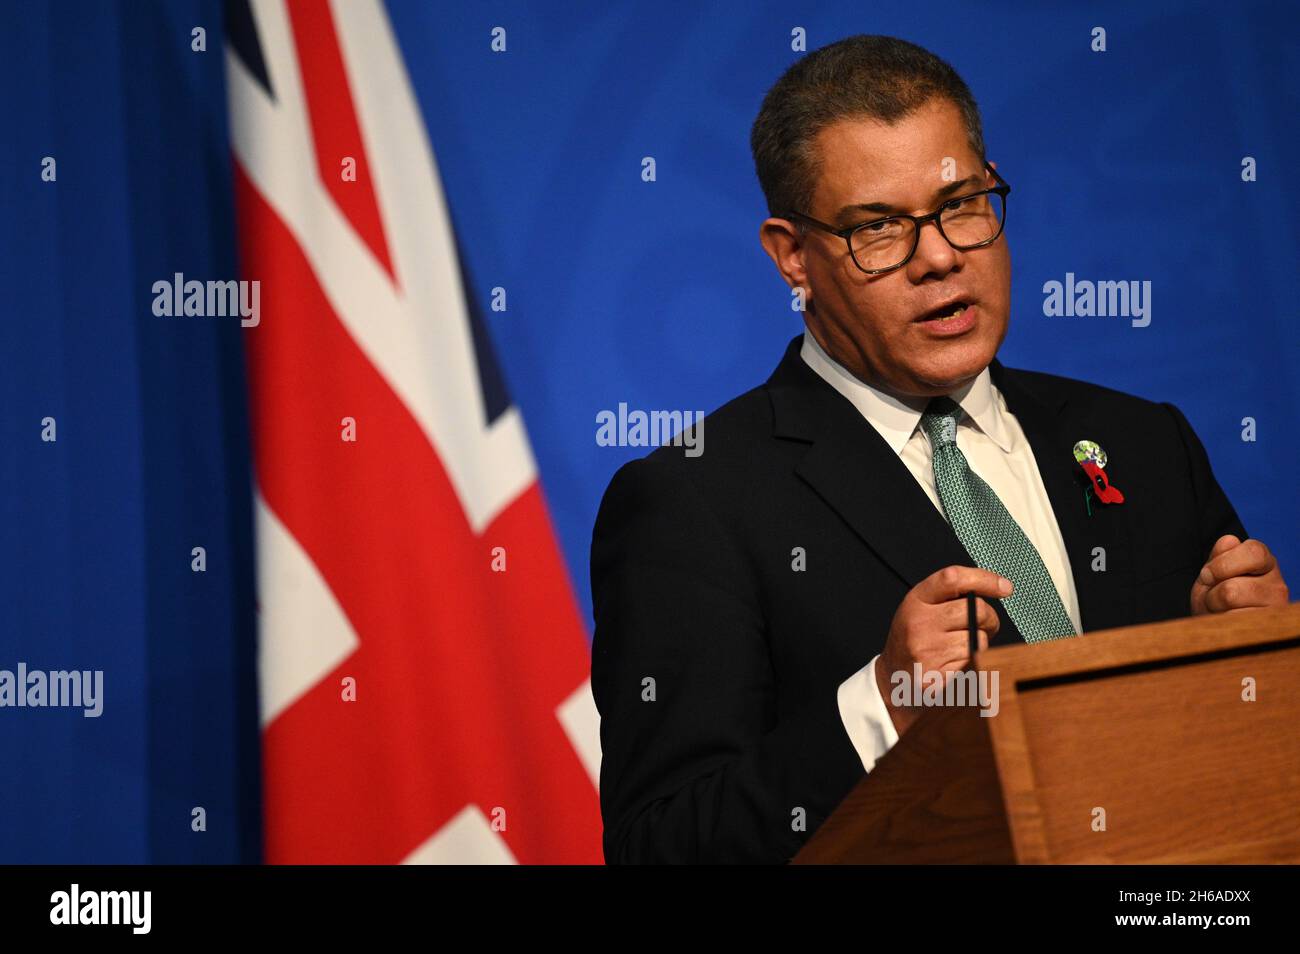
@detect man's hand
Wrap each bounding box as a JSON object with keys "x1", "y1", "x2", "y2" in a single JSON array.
[
  {"x1": 1190, "y1": 535, "x2": 1290, "y2": 615},
  {"x1": 875, "y1": 566, "x2": 1012, "y2": 736}
]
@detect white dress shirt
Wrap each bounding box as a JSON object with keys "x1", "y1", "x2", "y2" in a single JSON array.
[{"x1": 798, "y1": 329, "x2": 1082, "y2": 773}]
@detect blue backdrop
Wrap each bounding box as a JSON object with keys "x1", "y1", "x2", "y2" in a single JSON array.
[{"x1": 2, "y1": 0, "x2": 1296, "y2": 863}]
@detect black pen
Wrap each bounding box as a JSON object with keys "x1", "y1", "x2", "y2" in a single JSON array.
[{"x1": 966, "y1": 591, "x2": 978, "y2": 662}]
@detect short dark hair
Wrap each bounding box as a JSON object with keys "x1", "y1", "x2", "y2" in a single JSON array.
[{"x1": 749, "y1": 35, "x2": 986, "y2": 219}]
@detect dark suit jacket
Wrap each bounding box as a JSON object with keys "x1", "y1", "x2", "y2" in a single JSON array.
[{"x1": 589, "y1": 334, "x2": 1246, "y2": 864}]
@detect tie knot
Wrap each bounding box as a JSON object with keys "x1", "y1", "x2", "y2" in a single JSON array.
[{"x1": 920, "y1": 396, "x2": 961, "y2": 448}]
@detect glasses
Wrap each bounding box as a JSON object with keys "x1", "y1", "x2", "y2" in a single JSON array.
[{"x1": 784, "y1": 162, "x2": 1010, "y2": 274}]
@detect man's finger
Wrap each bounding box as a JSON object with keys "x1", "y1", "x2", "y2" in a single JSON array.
[
  {"x1": 1206, "y1": 534, "x2": 1242, "y2": 562},
  {"x1": 1199, "y1": 538, "x2": 1272, "y2": 586},
  {"x1": 1203, "y1": 575, "x2": 1276, "y2": 613},
  {"x1": 915, "y1": 565, "x2": 1013, "y2": 605},
  {"x1": 915, "y1": 604, "x2": 998, "y2": 658},
  {"x1": 938, "y1": 597, "x2": 1001, "y2": 635},
  {"x1": 935, "y1": 629, "x2": 991, "y2": 669}
]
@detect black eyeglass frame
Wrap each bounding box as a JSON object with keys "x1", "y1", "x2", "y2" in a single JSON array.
[{"x1": 783, "y1": 161, "x2": 1011, "y2": 275}]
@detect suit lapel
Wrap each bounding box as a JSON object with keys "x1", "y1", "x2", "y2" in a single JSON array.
[
  {"x1": 989, "y1": 360, "x2": 1135, "y2": 633},
  {"x1": 766, "y1": 337, "x2": 1001, "y2": 628}
]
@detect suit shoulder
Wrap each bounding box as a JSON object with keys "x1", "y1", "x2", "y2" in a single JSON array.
[
  {"x1": 638, "y1": 383, "x2": 773, "y2": 469},
  {"x1": 1000, "y1": 365, "x2": 1176, "y2": 420},
  {"x1": 593, "y1": 383, "x2": 776, "y2": 519}
]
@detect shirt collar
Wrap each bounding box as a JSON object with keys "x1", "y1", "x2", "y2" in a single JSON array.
[{"x1": 798, "y1": 327, "x2": 1014, "y2": 455}]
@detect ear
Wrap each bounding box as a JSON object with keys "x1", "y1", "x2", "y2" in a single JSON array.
[{"x1": 758, "y1": 217, "x2": 811, "y2": 298}]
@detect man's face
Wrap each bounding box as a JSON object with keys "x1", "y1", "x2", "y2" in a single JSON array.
[{"x1": 763, "y1": 98, "x2": 1011, "y2": 397}]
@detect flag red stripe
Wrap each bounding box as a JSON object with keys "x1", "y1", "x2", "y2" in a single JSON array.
[{"x1": 285, "y1": 0, "x2": 397, "y2": 282}]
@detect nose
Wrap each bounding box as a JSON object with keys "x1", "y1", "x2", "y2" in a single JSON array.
[{"x1": 905, "y1": 216, "x2": 962, "y2": 282}]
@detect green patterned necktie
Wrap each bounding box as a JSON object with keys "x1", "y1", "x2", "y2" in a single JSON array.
[{"x1": 919, "y1": 396, "x2": 1076, "y2": 643}]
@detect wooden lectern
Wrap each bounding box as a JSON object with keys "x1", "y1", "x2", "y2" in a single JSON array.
[{"x1": 794, "y1": 602, "x2": 1300, "y2": 864}]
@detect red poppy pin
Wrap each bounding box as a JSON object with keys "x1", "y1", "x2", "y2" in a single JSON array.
[{"x1": 1073, "y1": 440, "x2": 1124, "y2": 509}]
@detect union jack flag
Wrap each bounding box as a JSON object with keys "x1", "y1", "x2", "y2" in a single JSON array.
[{"x1": 225, "y1": 0, "x2": 602, "y2": 863}]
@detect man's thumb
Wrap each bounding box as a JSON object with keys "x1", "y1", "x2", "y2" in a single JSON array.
[{"x1": 1208, "y1": 534, "x2": 1241, "y2": 560}]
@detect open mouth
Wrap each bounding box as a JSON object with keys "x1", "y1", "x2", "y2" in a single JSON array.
[{"x1": 916, "y1": 300, "x2": 972, "y2": 323}]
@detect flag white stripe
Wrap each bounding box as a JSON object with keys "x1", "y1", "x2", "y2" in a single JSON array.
[
  {"x1": 557, "y1": 679, "x2": 602, "y2": 788},
  {"x1": 400, "y1": 806, "x2": 518, "y2": 865},
  {"x1": 256, "y1": 494, "x2": 360, "y2": 726}
]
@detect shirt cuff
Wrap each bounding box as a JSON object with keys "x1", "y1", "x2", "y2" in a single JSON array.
[{"x1": 836, "y1": 654, "x2": 901, "y2": 773}]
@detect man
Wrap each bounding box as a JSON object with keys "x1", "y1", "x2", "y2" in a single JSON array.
[{"x1": 589, "y1": 35, "x2": 1289, "y2": 865}]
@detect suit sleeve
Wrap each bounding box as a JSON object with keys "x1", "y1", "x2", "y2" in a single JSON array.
[
  {"x1": 590, "y1": 455, "x2": 867, "y2": 863},
  {"x1": 1161, "y1": 402, "x2": 1248, "y2": 557}
]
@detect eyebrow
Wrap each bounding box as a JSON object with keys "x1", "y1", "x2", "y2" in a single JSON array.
[{"x1": 831, "y1": 174, "x2": 982, "y2": 226}]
